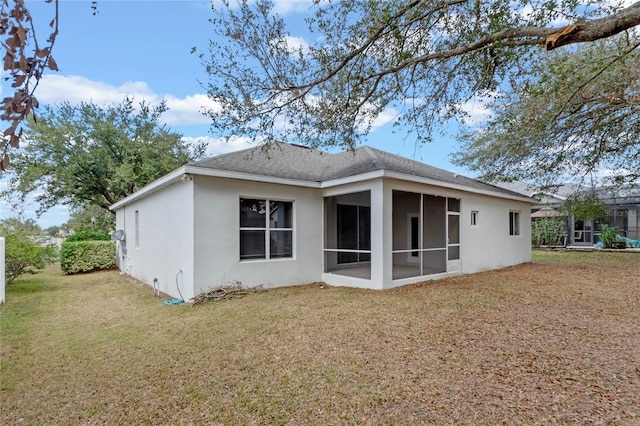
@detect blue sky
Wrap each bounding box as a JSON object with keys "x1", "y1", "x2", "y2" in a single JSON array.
[{"x1": 1, "y1": 0, "x2": 489, "y2": 228}]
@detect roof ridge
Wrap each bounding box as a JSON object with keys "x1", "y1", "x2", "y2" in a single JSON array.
[
  {"x1": 364, "y1": 145, "x2": 448, "y2": 173},
  {"x1": 360, "y1": 146, "x2": 385, "y2": 170},
  {"x1": 189, "y1": 144, "x2": 260, "y2": 166}
]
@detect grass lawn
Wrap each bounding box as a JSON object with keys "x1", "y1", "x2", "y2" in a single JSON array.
[{"x1": 1, "y1": 251, "x2": 639, "y2": 425}]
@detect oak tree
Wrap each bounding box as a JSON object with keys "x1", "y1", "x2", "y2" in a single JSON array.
[
  {"x1": 200, "y1": 0, "x2": 640, "y2": 152},
  {"x1": 453, "y1": 34, "x2": 639, "y2": 185},
  {"x1": 2, "y1": 98, "x2": 206, "y2": 215}
]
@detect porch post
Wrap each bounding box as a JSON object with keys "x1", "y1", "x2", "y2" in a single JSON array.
[{"x1": 370, "y1": 180, "x2": 386, "y2": 290}]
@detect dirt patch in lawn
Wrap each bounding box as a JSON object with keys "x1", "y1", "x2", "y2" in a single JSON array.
[{"x1": 1, "y1": 253, "x2": 639, "y2": 425}]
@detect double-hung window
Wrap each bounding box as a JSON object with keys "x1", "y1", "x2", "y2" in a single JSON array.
[{"x1": 240, "y1": 198, "x2": 293, "y2": 260}]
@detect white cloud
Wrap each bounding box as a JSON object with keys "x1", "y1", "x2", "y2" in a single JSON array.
[
  {"x1": 211, "y1": 0, "x2": 312, "y2": 15},
  {"x1": 459, "y1": 92, "x2": 499, "y2": 126},
  {"x1": 183, "y1": 135, "x2": 257, "y2": 158},
  {"x1": 368, "y1": 107, "x2": 399, "y2": 131},
  {"x1": 279, "y1": 35, "x2": 311, "y2": 55},
  {"x1": 272, "y1": 0, "x2": 313, "y2": 15},
  {"x1": 35, "y1": 74, "x2": 220, "y2": 127},
  {"x1": 164, "y1": 94, "x2": 221, "y2": 126},
  {"x1": 37, "y1": 74, "x2": 154, "y2": 105}
]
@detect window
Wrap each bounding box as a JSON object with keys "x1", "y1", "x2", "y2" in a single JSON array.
[
  {"x1": 240, "y1": 199, "x2": 293, "y2": 260},
  {"x1": 471, "y1": 211, "x2": 478, "y2": 226},
  {"x1": 135, "y1": 210, "x2": 140, "y2": 248},
  {"x1": 509, "y1": 211, "x2": 520, "y2": 236}
]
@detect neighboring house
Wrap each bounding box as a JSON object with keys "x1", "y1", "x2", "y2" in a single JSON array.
[
  {"x1": 110, "y1": 142, "x2": 534, "y2": 300},
  {"x1": 495, "y1": 181, "x2": 640, "y2": 246}
]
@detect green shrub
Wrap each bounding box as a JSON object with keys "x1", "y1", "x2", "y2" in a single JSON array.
[
  {"x1": 60, "y1": 241, "x2": 115, "y2": 274},
  {"x1": 599, "y1": 225, "x2": 617, "y2": 248},
  {"x1": 65, "y1": 231, "x2": 110, "y2": 242},
  {"x1": 531, "y1": 218, "x2": 566, "y2": 247},
  {"x1": 1, "y1": 231, "x2": 58, "y2": 284}
]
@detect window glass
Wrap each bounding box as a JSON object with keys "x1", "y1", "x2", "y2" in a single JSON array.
[
  {"x1": 240, "y1": 230, "x2": 266, "y2": 259},
  {"x1": 447, "y1": 198, "x2": 460, "y2": 212},
  {"x1": 471, "y1": 211, "x2": 478, "y2": 226},
  {"x1": 269, "y1": 201, "x2": 292, "y2": 228},
  {"x1": 270, "y1": 230, "x2": 293, "y2": 258},
  {"x1": 134, "y1": 210, "x2": 140, "y2": 249},
  {"x1": 509, "y1": 211, "x2": 520, "y2": 236},
  {"x1": 240, "y1": 199, "x2": 266, "y2": 227}
]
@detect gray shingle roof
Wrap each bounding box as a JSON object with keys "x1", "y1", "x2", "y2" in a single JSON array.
[{"x1": 189, "y1": 142, "x2": 529, "y2": 199}]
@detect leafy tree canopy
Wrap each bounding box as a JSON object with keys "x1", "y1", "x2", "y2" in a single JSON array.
[
  {"x1": 560, "y1": 192, "x2": 609, "y2": 221},
  {"x1": 64, "y1": 204, "x2": 115, "y2": 234},
  {"x1": 0, "y1": 216, "x2": 41, "y2": 236},
  {"x1": 453, "y1": 33, "x2": 640, "y2": 185},
  {"x1": 43, "y1": 225, "x2": 61, "y2": 237},
  {"x1": 2, "y1": 98, "x2": 206, "y2": 215},
  {"x1": 200, "y1": 0, "x2": 640, "y2": 152}
]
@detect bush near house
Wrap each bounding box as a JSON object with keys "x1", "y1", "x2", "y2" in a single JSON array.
[
  {"x1": 598, "y1": 225, "x2": 635, "y2": 249},
  {"x1": 65, "y1": 231, "x2": 110, "y2": 242},
  {"x1": 1, "y1": 229, "x2": 58, "y2": 284},
  {"x1": 531, "y1": 218, "x2": 566, "y2": 247},
  {"x1": 60, "y1": 241, "x2": 115, "y2": 274}
]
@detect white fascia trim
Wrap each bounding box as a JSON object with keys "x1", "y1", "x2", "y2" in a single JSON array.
[
  {"x1": 183, "y1": 166, "x2": 320, "y2": 188},
  {"x1": 386, "y1": 171, "x2": 537, "y2": 203},
  {"x1": 321, "y1": 170, "x2": 534, "y2": 203},
  {"x1": 320, "y1": 170, "x2": 385, "y2": 188},
  {"x1": 110, "y1": 167, "x2": 188, "y2": 210}
]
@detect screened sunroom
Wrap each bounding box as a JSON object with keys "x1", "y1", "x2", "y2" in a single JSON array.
[
  {"x1": 323, "y1": 190, "x2": 372, "y2": 280},
  {"x1": 391, "y1": 190, "x2": 461, "y2": 281},
  {"x1": 322, "y1": 185, "x2": 462, "y2": 289}
]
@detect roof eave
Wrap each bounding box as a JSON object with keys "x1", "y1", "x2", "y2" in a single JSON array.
[
  {"x1": 184, "y1": 165, "x2": 320, "y2": 188},
  {"x1": 110, "y1": 166, "x2": 188, "y2": 211},
  {"x1": 382, "y1": 171, "x2": 537, "y2": 203}
]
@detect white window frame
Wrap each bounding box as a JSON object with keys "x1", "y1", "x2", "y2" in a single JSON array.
[
  {"x1": 509, "y1": 210, "x2": 520, "y2": 236},
  {"x1": 471, "y1": 210, "x2": 479, "y2": 226},
  {"x1": 239, "y1": 198, "x2": 294, "y2": 261},
  {"x1": 134, "y1": 210, "x2": 140, "y2": 249}
]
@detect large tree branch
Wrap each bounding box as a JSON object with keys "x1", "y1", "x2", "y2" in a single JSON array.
[
  {"x1": 283, "y1": 2, "x2": 640, "y2": 93},
  {"x1": 546, "y1": 2, "x2": 640, "y2": 49}
]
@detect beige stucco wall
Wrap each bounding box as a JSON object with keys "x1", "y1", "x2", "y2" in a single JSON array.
[
  {"x1": 460, "y1": 193, "x2": 532, "y2": 274},
  {"x1": 114, "y1": 179, "x2": 195, "y2": 300},
  {"x1": 192, "y1": 176, "x2": 323, "y2": 293}
]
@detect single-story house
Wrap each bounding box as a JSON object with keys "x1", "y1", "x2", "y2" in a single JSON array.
[{"x1": 110, "y1": 142, "x2": 534, "y2": 300}]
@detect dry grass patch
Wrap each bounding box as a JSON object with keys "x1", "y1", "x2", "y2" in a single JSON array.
[{"x1": 1, "y1": 252, "x2": 639, "y2": 425}]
